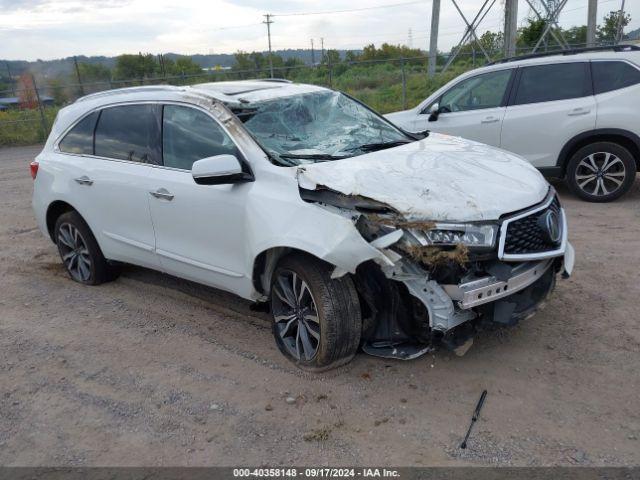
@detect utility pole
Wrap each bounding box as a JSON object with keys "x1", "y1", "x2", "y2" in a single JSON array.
[
  {"x1": 321, "y1": 37, "x2": 325, "y2": 64},
  {"x1": 408, "y1": 28, "x2": 413, "y2": 48},
  {"x1": 311, "y1": 39, "x2": 315, "y2": 65},
  {"x1": 504, "y1": 0, "x2": 518, "y2": 58},
  {"x1": 615, "y1": 0, "x2": 626, "y2": 44},
  {"x1": 428, "y1": 0, "x2": 440, "y2": 78},
  {"x1": 5, "y1": 62, "x2": 15, "y2": 96},
  {"x1": 73, "y1": 56, "x2": 85, "y2": 96},
  {"x1": 587, "y1": 0, "x2": 597, "y2": 47},
  {"x1": 263, "y1": 14, "x2": 274, "y2": 78}
]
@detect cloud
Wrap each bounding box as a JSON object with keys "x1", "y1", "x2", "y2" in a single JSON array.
[{"x1": 0, "y1": 0, "x2": 638, "y2": 60}]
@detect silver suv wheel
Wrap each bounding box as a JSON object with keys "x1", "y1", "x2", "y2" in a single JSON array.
[
  {"x1": 575, "y1": 152, "x2": 626, "y2": 197},
  {"x1": 567, "y1": 142, "x2": 636, "y2": 203}
]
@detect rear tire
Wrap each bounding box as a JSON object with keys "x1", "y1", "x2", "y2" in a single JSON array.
[
  {"x1": 269, "y1": 254, "x2": 362, "y2": 372},
  {"x1": 566, "y1": 142, "x2": 636, "y2": 202},
  {"x1": 54, "y1": 211, "x2": 119, "y2": 285}
]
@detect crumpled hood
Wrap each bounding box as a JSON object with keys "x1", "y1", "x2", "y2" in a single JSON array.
[{"x1": 296, "y1": 133, "x2": 549, "y2": 222}]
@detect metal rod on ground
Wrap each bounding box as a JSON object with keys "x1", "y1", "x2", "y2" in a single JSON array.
[
  {"x1": 400, "y1": 57, "x2": 407, "y2": 110},
  {"x1": 428, "y1": 0, "x2": 440, "y2": 78},
  {"x1": 460, "y1": 390, "x2": 487, "y2": 449},
  {"x1": 73, "y1": 56, "x2": 84, "y2": 96},
  {"x1": 31, "y1": 74, "x2": 48, "y2": 141},
  {"x1": 263, "y1": 14, "x2": 274, "y2": 78},
  {"x1": 587, "y1": 0, "x2": 598, "y2": 47}
]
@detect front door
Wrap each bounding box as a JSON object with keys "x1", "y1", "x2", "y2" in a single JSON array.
[
  {"x1": 416, "y1": 68, "x2": 514, "y2": 147},
  {"x1": 147, "y1": 104, "x2": 252, "y2": 292}
]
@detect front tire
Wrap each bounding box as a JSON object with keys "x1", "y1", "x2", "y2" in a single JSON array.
[
  {"x1": 566, "y1": 142, "x2": 636, "y2": 202},
  {"x1": 269, "y1": 254, "x2": 362, "y2": 372},
  {"x1": 54, "y1": 211, "x2": 118, "y2": 285}
]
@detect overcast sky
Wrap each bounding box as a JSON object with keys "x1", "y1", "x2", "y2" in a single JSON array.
[{"x1": 0, "y1": 0, "x2": 638, "y2": 61}]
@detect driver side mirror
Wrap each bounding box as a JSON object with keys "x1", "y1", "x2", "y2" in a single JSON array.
[
  {"x1": 428, "y1": 103, "x2": 440, "y2": 122},
  {"x1": 191, "y1": 154, "x2": 253, "y2": 185}
]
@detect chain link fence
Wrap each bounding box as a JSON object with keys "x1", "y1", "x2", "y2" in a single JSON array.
[{"x1": 0, "y1": 42, "x2": 611, "y2": 147}]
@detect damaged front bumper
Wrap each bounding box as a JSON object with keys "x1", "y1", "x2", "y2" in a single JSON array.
[{"x1": 355, "y1": 192, "x2": 574, "y2": 359}]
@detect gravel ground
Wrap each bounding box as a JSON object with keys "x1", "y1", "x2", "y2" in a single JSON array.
[{"x1": 1, "y1": 145, "x2": 639, "y2": 467}]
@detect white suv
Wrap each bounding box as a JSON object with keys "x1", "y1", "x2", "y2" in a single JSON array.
[
  {"x1": 387, "y1": 45, "x2": 640, "y2": 202},
  {"x1": 32, "y1": 80, "x2": 574, "y2": 371}
]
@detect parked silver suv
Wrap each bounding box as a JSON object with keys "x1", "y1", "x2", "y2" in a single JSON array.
[{"x1": 387, "y1": 45, "x2": 640, "y2": 202}]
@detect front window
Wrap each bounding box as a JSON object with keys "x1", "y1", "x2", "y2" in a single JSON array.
[
  {"x1": 234, "y1": 91, "x2": 413, "y2": 166},
  {"x1": 439, "y1": 69, "x2": 512, "y2": 113}
]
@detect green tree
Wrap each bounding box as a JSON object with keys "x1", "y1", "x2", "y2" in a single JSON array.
[
  {"x1": 564, "y1": 25, "x2": 587, "y2": 46},
  {"x1": 48, "y1": 78, "x2": 68, "y2": 105},
  {"x1": 114, "y1": 53, "x2": 158, "y2": 80},
  {"x1": 77, "y1": 62, "x2": 111, "y2": 82},
  {"x1": 598, "y1": 10, "x2": 631, "y2": 42},
  {"x1": 517, "y1": 18, "x2": 548, "y2": 48},
  {"x1": 323, "y1": 49, "x2": 341, "y2": 65}
]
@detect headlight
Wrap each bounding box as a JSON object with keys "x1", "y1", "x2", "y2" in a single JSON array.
[{"x1": 414, "y1": 223, "x2": 498, "y2": 248}]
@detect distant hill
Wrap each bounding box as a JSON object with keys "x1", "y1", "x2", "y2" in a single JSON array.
[
  {"x1": 625, "y1": 27, "x2": 640, "y2": 40},
  {"x1": 0, "y1": 49, "x2": 360, "y2": 80}
]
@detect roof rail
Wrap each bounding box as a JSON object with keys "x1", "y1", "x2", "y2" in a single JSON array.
[
  {"x1": 488, "y1": 44, "x2": 640, "y2": 65},
  {"x1": 74, "y1": 85, "x2": 183, "y2": 103},
  {"x1": 255, "y1": 78, "x2": 293, "y2": 83}
]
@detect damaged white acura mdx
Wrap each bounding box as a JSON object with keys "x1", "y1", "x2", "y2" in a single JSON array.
[{"x1": 32, "y1": 80, "x2": 575, "y2": 371}]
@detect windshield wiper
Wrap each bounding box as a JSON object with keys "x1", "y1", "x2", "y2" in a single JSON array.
[
  {"x1": 347, "y1": 140, "x2": 412, "y2": 152},
  {"x1": 279, "y1": 153, "x2": 350, "y2": 162}
]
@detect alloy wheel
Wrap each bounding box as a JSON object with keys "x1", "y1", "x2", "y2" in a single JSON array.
[
  {"x1": 271, "y1": 269, "x2": 320, "y2": 361},
  {"x1": 57, "y1": 223, "x2": 92, "y2": 282},
  {"x1": 575, "y1": 152, "x2": 626, "y2": 197}
]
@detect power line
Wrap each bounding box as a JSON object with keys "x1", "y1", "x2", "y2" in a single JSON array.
[{"x1": 273, "y1": 0, "x2": 427, "y2": 17}]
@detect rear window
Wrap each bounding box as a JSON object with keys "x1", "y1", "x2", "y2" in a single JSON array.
[
  {"x1": 59, "y1": 111, "x2": 99, "y2": 155},
  {"x1": 94, "y1": 105, "x2": 159, "y2": 164},
  {"x1": 592, "y1": 61, "x2": 640, "y2": 94},
  {"x1": 514, "y1": 63, "x2": 591, "y2": 105}
]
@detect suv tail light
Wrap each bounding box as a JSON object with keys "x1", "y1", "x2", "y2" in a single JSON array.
[{"x1": 30, "y1": 161, "x2": 39, "y2": 179}]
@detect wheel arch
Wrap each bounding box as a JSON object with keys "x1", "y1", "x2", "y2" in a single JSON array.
[
  {"x1": 45, "y1": 200, "x2": 77, "y2": 243},
  {"x1": 252, "y1": 247, "x2": 338, "y2": 297},
  {"x1": 557, "y1": 128, "x2": 640, "y2": 177}
]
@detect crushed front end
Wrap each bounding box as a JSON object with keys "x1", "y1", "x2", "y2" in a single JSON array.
[{"x1": 350, "y1": 188, "x2": 574, "y2": 359}]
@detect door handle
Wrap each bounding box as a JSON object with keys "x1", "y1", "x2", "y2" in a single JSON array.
[
  {"x1": 481, "y1": 116, "x2": 499, "y2": 124},
  {"x1": 568, "y1": 108, "x2": 590, "y2": 116},
  {"x1": 74, "y1": 176, "x2": 93, "y2": 186},
  {"x1": 150, "y1": 188, "x2": 174, "y2": 201}
]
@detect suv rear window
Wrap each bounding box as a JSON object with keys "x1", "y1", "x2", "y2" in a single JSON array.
[
  {"x1": 592, "y1": 61, "x2": 640, "y2": 94},
  {"x1": 59, "y1": 111, "x2": 99, "y2": 155},
  {"x1": 513, "y1": 63, "x2": 590, "y2": 105},
  {"x1": 94, "y1": 105, "x2": 159, "y2": 164}
]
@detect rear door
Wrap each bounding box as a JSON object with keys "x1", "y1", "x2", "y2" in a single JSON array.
[
  {"x1": 415, "y1": 68, "x2": 514, "y2": 147},
  {"x1": 500, "y1": 62, "x2": 596, "y2": 168},
  {"x1": 56, "y1": 104, "x2": 161, "y2": 269}
]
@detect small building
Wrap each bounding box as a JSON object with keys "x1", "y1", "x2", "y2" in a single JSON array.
[{"x1": 0, "y1": 96, "x2": 55, "y2": 109}]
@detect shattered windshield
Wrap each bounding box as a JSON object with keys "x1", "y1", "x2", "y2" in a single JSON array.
[{"x1": 233, "y1": 90, "x2": 414, "y2": 166}]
